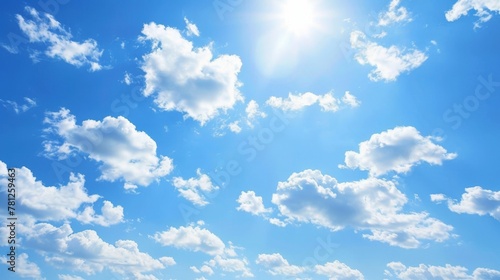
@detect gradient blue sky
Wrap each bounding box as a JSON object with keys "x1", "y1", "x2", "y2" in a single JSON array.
[{"x1": 1, "y1": 0, "x2": 500, "y2": 279}]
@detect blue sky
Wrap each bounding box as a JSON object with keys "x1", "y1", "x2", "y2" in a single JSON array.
[{"x1": 1, "y1": 0, "x2": 500, "y2": 279}]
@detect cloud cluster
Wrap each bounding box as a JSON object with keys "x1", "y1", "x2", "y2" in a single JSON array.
[
  {"x1": 266, "y1": 91, "x2": 360, "y2": 112},
  {"x1": 342, "y1": 126, "x2": 456, "y2": 176},
  {"x1": 140, "y1": 22, "x2": 243, "y2": 125},
  {"x1": 385, "y1": 262, "x2": 500, "y2": 279},
  {"x1": 446, "y1": 0, "x2": 500, "y2": 28},
  {"x1": 12, "y1": 6, "x2": 102, "y2": 71},
  {"x1": 0, "y1": 161, "x2": 123, "y2": 227},
  {"x1": 270, "y1": 169, "x2": 453, "y2": 248},
  {"x1": 316, "y1": 261, "x2": 365, "y2": 280},
  {"x1": 256, "y1": 253, "x2": 305, "y2": 276},
  {"x1": 152, "y1": 225, "x2": 253, "y2": 277},
  {"x1": 350, "y1": 31, "x2": 427, "y2": 82},
  {"x1": 173, "y1": 169, "x2": 219, "y2": 206},
  {"x1": 432, "y1": 186, "x2": 500, "y2": 221},
  {"x1": 43, "y1": 108, "x2": 173, "y2": 189},
  {"x1": 378, "y1": 0, "x2": 412, "y2": 26},
  {"x1": 22, "y1": 222, "x2": 172, "y2": 279}
]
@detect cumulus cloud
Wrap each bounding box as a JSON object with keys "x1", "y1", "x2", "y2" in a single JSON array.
[
  {"x1": 228, "y1": 121, "x2": 242, "y2": 133},
  {"x1": 315, "y1": 261, "x2": 365, "y2": 280},
  {"x1": 0, "y1": 97, "x2": 37, "y2": 114},
  {"x1": 0, "y1": 160, "x2": 123, "y2": 226},
  {"x1": 385, "y1": 262, "x2": 500, "y2": 279},
  {"x1": 350, "y1": 31, "x2": 427, "y2": 82},
  {"x1": 446, "y1": 0, "x2": 500, "y2": 28},
  {"x1": 269, "y1": 169, "x2": 453, "y2": 248},
  {"x1": 151, "y1": 225, "x2": 227, "y2": 256},
  {"x1": 246, "y1": 100, "x2": 267, "y2": 124},
  {"x1": 342, "y1": 91, "x2": 361, "y2": 108},
  {"x1": 378, "y1": 0, "x2": 412, "y2": 26},
  {"x1": 11, "y1": 6, "x2": 102, "y2": 71},
  {"x1": 0, "y1": 253, "x2": 44, "y2": 280},
  {"x1": 207, "y1": 255, "x2": 254, "y2": 278},
  {"x1": 256, "y1": 253, "x2": 306, "y2": 277},
  {"x1": 184, "y1": 17, "x2": 200, "y2": 37},
  {"x1": 76, "y1": 200, "x2": 124, "y2": 227},
  {"x1": 22, "y1": 223, "x2": 171, "y2": 279},
  {"x1": 432, "y1": 187, "x2": 500, "y2": 221},
  {"x1": 237, "y1": 191, "x2": 273, "y2": 216},
  {"x1": 266, "y1": 91, "x2": 359, "y2": 112},
  {"x1": 342, "y1": 126, "x2": 456, "y2": 177},
  {"x1": 172, "y1": 169, "x2": 219, "y2": 206},
  {"x1": 43, "y1": 108, "x2": 173, "y2": 189},
  {"x1": 140, "y1": 22, "x2": 243, "y2": 125},
  {"x1": 191, "y1": 265, "x2": 214, "y2": 275}
]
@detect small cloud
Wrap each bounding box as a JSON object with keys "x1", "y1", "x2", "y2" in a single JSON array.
[
  {"x1": 184, "y1": 17, "x2": 200, "y2": 37},
  {"x1": 378, "y1": 0, "x2": 412, "y2": 26},
  {"x1": 0, "y1": 97, "x2": 37, "y2": 114}
]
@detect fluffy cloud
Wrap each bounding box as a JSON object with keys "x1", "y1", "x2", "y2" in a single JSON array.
[
  {"x1": 342, "y1": 126, "x2": 456, "y2": 177},
  {"x1": 207, "y1": 255, "x2": 254, "y2": 278},
  {"x1": 172, "y1": 169, "x2": 219, "y2": 206},
  {"x1": 342, "y1": 91, "x2": 361, "y2": 108},
  {"x1": 432, "y1": 187, "x2": 500, "y2": 221},
  {"x1": 270, "y1": 169, "x2": 453, "y2": 248},
  {"x1": 0, "y1": 97, "x2": 36, "y2": 114},
  {"x1": 191, "y1": 265, "x2": 214, "y2": 275},
  {"x1": 255, "y1": 253, "x2": 306, "y2": 277},
  {"x1": 246, "y1": 100, "x2": 267, "y2": 124},
  {"x1": 76, "y1": 201, "x2": 124, "y2": 226},
  {"x1": 350, "y1": 31, "x2": 427, "y2": 82},
  {"x1": 140, "y1": 22, "x2": 243, "y2": 125},
  {"x1": 446, "y1": 0, "x2": 500, "y2": 28},
  {"x1": 11, "y1": 6, "x2": 102, "y2": 71},
  {"x1": 237, "y1": 191, "x2": 273, "y2": 216},
  {"x1": 385, "y1": 262, "x2": 500, "y2": 279},
  {"x1": 151, "y1": 225, "x2": 227, "y2": 256},
  {"x1": 315, "y1": 261, "x2": 365, "y2": 280},
  {"x1": 0, "y1": 161, "x2": 123, "y2": 226},
  {"x1": 266, "y1": 91, "x2": 359, "y2": 112},
  {"x1": 22, "y1": 223, "x2": 170, "y2": 279},
  {"x1": 378, "y1": 0, "x2": 412, "y2": 26},
  {"x1": 0, "y1": 253, "x2": 44, "y2": 280},
  {"x1": 43, "y1": 108, "x2": 173, "y2": 189}
]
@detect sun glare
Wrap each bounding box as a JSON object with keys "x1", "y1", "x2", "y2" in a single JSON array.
[{"x1": 279, "y1": 0, "x2": 318, "y2": 36}]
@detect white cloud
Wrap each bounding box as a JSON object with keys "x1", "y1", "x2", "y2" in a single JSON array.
[
  {"x1": 140, "y1": 22, "x2": 243, "y2": 125},
  {"x1": 266, "y1": 91, "x2": 359, "y2": 112},
  {"x1": 0, "y1": 160, "x2": 123, "y2": 226},
  {"x1": 191, "y1": 265, "x2": 214, "y2": 275},
  {"x1": 0, "y1": 97, "x2": 37, "y2": 114},
  {"x1": 350, "y1": 31, "x2": 427, "y2": 82},
  {"x1": 237, "y1": 191, "x2": 272, "y2": 216},
  {"x1": 43, "y1": 108, "x2": 173, "y2": 189},
  {"x1": 22, "y1": 223, "x2": 169, "y2": 279},
  {"x1": 13, "y1": 6, "x2": 102, "y2": 71},
  {"x1": 378, "y1": 0, "x2": 412, "y2": 26},
  {"x1": 228, "y1": 121, "x2": 242, "y2": 133},
  {"x1": 58, "y1": 275, "x2": 85, "y2": 280},
  {"x1": 385, "y1": 262, "x2": 500, "y2": 279},
  {"x1": 446, "y1": 0, "x2": 500, "y2": 28},
  {"x1": 0, "y1": 253, "x2": 44, "y2": 280},
  {"x1": 246, "y1": 100, "x2": 267, "y2": 123},
  {"x1": 172, "y1": 169, "x2": 219, "y2": 206},
  {"x1": 256, "y1": 253, "x2": 306, "y2": 277},
  {"x1": 315, "y1": 261, "x2": 364, "y2": 280},
  {"x1": 269, "y1": 169, "x2": 453, "y2": 248},
  {"x1": 184, "y1": 17, "x2": 200, "y2": 37},
  {"x1": 76, "y1": 200, "x2": 124, "y2": 227},
  {"x1": 123, "y1": 72, "x2": 132, "y2": 85},
  {"x1": 207, "y1": 255, "x2": 254, "y2": 278},
  {"x1": 342, "y1": 91, "x2": 361, "y2": 108},
  {"x1": 159, "y1": 257, "x2": 176, "y2": 266},
  {"x1": 432, "y1": 187, "x2": 500, "y2": 221},
  {"x1": 342, "y1": 126, "x2": 456, "y2": 177},
  {"x1": 151, "y1": 225, "x2": 226, "y2": 256}
]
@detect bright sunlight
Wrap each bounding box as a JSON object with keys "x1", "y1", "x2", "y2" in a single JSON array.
[{"x1": 278, "y1": 0, "x2": 319, "y2": 36}]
